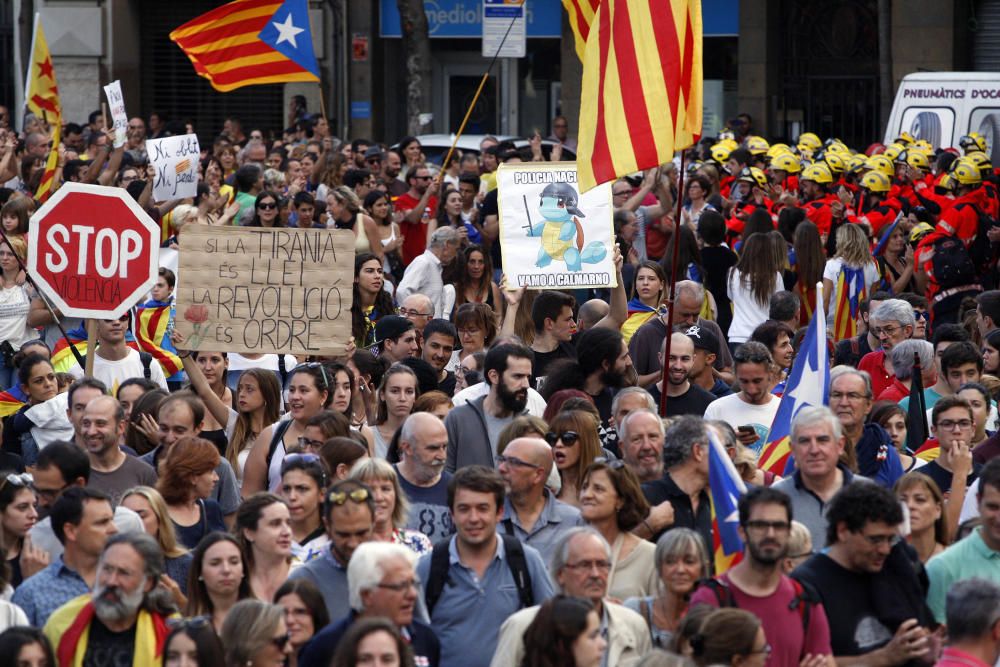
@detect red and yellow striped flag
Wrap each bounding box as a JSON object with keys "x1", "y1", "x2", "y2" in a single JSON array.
[
  {"x1": 25, "y1": 14, "x2": 62, "y2": 202},
  {"x1": 562, "y1": 0, "x2": 600, "y2": 61},
  {"x1": 576, "y1": 0, "x2": 702, "y2": 192}
]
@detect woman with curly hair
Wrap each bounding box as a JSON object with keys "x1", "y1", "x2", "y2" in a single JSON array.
[
  {"x1": 351, "y1": 253, "x2": 396, "y2": 349},
  {"x1": 521, "y1": 595, "x2": 606, "y2": 667},
  {"x1": 548, "y1": 410, "x2": 605, "y2": 507},
  {"x1": 453, "y1": 244, "x2": 500, "y2": 314}
]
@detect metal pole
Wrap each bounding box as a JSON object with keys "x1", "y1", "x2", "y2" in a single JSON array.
[{"x1": 659, "y1": 152, "x2": 686, "y2": 417}]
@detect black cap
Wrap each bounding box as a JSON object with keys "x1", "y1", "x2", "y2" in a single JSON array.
[
  {"x1": 685, "y1": 324, "x2": 719, "y2": 354},
  {"x1": 364, "y1": 146, "x2": 383, "y2": 160}
]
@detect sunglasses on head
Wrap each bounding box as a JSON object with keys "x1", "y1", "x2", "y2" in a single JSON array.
[
  {"x1": 326, "y1": 487, "x2": 370, "y2": 506},
  {"x1": 293, "y1": 362, "x2": 329, "y2": 389},
  {"x1": 0, "y1": 472, "x2": 32, "y2": 490},
  {"x1": 593, "y1": 456, "x2": 625, "y2": 470},
  {"x1": 545, "y1": 431, "x2": 579, "y2": 446}
]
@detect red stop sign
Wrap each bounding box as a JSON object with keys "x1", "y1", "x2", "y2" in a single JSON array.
[{"x1": 27, "y1": 183, "x2": 160, "y2": 319}]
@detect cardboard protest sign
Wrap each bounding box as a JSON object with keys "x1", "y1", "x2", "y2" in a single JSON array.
[
  {"x1": 498, "y1": 162, "x2": 616, "y2": 289},
  {"x1": 146, "y1": 134, "x2": 200, "y2": 201},
  {"x1": 102, "y1": 80, "x2": 127, "y2": 147},
  {"x1": 174, "y1": 225, "x2": 354, "y2": 357}
]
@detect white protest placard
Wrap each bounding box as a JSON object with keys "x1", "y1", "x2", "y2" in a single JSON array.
[
  {"x1": 483, "y1": 0, "x2": 526, "y2": 58},
  {"x1": 498, "y1": 162, "x2": 616, "y2": 290},
  {"x1": 146, "y1": 134, "x2": 200, "y2": 202},
  {"x1": 102, "y1": 80, "x2": 128, "y2": 148}
]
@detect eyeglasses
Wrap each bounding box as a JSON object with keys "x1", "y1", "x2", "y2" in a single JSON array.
[
  {"x1": 563, "y1": 559, "x2": 612, "y2": 572},
  {"x1": 829, "y1": 391, "x2": 870, "y2": 402},
  {"x1": 258, "y1": 202, "x2": 278, "y2": 210},
  {"x1": 744, "y1": 520, "x2": 791, "y2": 533},
  {"x1": 377, "y1": 578, "x2": 421, "y2": 592},
  {"x1": 937, "y1": 419, "x2": 973, "y2": 431},
  {"x1": 398, "y1": 308, "x2": 432, "y2": 318},
  {"x1": 913, "y1": 311, "x2": 929, "y2": 321},
  {"x1": 593, "y1": 456, "x2": 625, "y2": 470},
  {"x1": 34, "y1": 481, "x2": 68, "y2": 501},
  {"x1": 545, "y1": 431, "x2": 579, "y2": 447},
  {"x1": 296, "y1": 437, "x2": 325, "y2": 450},
  {"x1": 861, "y1": 532, "x2": 901, "y2": 547},
  {"x1": 612, "y1": 189, "x2": 631, "y2": 196},
  {"x1": 293, "y1": 362, "x2": 329, "y2": 389},
  {"x1": 326, "y1": 487, "x2": 370, "y2": 506},
  {"x1": 413, "y1": 175, "x2": 432, "y2": 181},
  {"x1": 270, "y1": 632, "x2": 291, "y2": 649},
  {"x1": 496, "y1": 454, "x2": 541, "y2": 469},
  {"x1": 871, "y1": 324, "x2": 901, "y2": 337}
]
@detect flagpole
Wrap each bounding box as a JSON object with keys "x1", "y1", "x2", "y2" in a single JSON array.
[
  {"x1": 659, "y1": 152, "x2": 686, "y2": 417},
  {"x1": 22, "y1": 13, "x2": 39, "y2": 130}
]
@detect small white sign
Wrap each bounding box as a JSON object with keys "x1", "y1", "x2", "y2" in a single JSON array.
[
  {"x1": 482, "y1": 0, "x2": 526, "y2": 59},
  {"x1": 146, "y1": 134, "x2": 200, "y2": 202},
  {"x1": 102, "y1": 80, "x2": 128, "y2": 148}
]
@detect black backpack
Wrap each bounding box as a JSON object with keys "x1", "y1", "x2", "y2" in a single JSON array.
[
  {"x1": 931, "y1": 235, "x2": 978, "y2": 290},
  {"x1": 424, "y1": 534, "x2": 534, "y2": 616}
]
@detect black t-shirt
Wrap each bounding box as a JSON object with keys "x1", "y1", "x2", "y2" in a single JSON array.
[
  {"x1": 647, "y1": 382, "x2": 716, "y2": 417},
  {"x1": 919, "y1": 459, "x2": 981, "y2": 499},
  {"x1": 84, "y1": 617, "x2": 136, "y2": 667},
  {"x1": 532, "y1": 342, "x2": 577, "y2": 383},
  {"x1": 833, "y1": 334, "x2": 873, "y2": 368},
  {"x1": 792, "y1": 554, "x2": 893, "y2": 657},
  {"x1": 438, "y1": 371, "x2": 457, "y2": 397},
  {"x1": 641, "y1": 473, "x2": 713, "y2": 554}
]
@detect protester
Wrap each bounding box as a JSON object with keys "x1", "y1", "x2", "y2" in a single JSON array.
[
  {"x1": 274, "y1": 578, "x2": 329, "y2": 667},
  {"x1": 219, "y1": 599, "x2": 293, "y2": 667},
  {"x1": 184, "y1": 532, "x2": 252, "y2": 634},
  {"x1": 120, "y1": 486, "x2": 192, "y2": 597}
]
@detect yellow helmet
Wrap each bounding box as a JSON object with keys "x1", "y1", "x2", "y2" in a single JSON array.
[
  {"x1": 746, "y1": 136, "x2": 770, "y2": 155},
  {"x1": 767, "y1": 143, "x2": 792, "y2": 159},
  {"x1": 737, "y1": 166, "x2": 769, "y2": 189},
  {"x1": 860, "y1": 171, "x2": 891, "y2": 194},
  {"x1": 720, "y1": 138, "x2": 739, "y2": 152},
  {"x1": 906, "y1": 150, "x2": 931, "y2": 172},
  {"x1": 846, "y1": 154, "x2": 868, "y2": 173},
  {"x1": 883, "y1": 143, "x2": 905, "y2": 161},
  {"x1": 951, "y1": 157, "x2": 983, "y2": 186},
  {"x1": 895, "y1": 131, "x2": 915, "y2": 146},
  {"x1": 710, "y1": 143, "x2": 732, "y2": 164},
  {"x1": 865, "y1": 155, "x2": 895, "y2": 178},
  {"x1": 909, "y1": 222, "x2": 934, "y2": 244},
  {"x1": 965, "y1": 150, "x2": 993, "y2": 177},
  {"x1": 770, "y1": 152, "x2": 801, "y2": 174},
  {"x1": 960, "y1": 132, "x2": 988, "y2": 154},
  {"x1": 938, "y1": 173, "x2": 955, "y2": 191},
  {"x1": 826, "y1": 140, "x2": 850, "y2": 155},
  {"x1": 801, "y1": 163, "x2": 834, "y2": 185},
  {"x1": 912, "y1": 139, "x2": 934, "y2": 153},
  {"x1": 822, "y1": 152, "x2": 846, "y2": 176},
  {"x1": 797, "y1": 132, "x2": 822, "y2": 152}
]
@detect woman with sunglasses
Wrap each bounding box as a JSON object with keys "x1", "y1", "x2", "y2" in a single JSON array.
[
  {"x1": 221, "y1": 599, "x2": 294, "y2": 667},
  {"x1": 579, "y1": 459, "x2": 656, "y2": 600},
  {"x1": 162, "y1": 616, "x2": 226, "y2": 667},
  {"x1": 371, "y1": 365, "x2": 418, "y2": 460},
  {"x1": 0, "y1": 471, "x2": 42, "y2": 588},
  {"x1": 235, "y1": 493, "x2": 296, "y2": 602},
  {"x1": 1, "y1": 353, "x2": 58, "y2": 466},
  {"x1": 623, "y1": 528, "x2": 710, "y2": 650},
  {"x1": 280, "y1": 454, "x2": 329, "y2": 562},
  {"x1": 157, "y1": 436, "x2": 226, "y2": 549},
  {"x1": 244, "y1": 363, "x2": 333, "y2": 497},
  {"x1": 348, "y1": 458, "x2": 431, "y2": 555},
  {"x1": 186, "y1": 532, "x2": 253, "y2": 634},
  {"x1": 548, "y1": 410, "x2": 605, "y2": 508},
  {"x1": 351, "y1": 253, "x2": 397, "y2": 350},
  {"x1": 247, "y1": 191, "x2": 282, "y2": 228},
  {"x1": 274, "y1": 579, "x2": 330, "y2": 667}
]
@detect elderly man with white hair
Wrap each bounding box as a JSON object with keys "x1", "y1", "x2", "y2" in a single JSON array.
[
  {"x1": 396, "y1": 226, "x2": 460, "y2": 318},
  {"x1": 877, "y1": 339, "x2": 936, "y2": 403},
  {"x1": 858, "y1": 298, "x2": 916, "y2": 399},
  {"x1": 298, "y1": 541, "x2": 440, "y2": 667},
  {"x1": 490, "y1": 527, "x2": 651, "y2": 667}
]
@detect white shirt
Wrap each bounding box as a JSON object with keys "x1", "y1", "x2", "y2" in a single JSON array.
[
  {"x1": 68, "y1": 348, "x2": 168, "y2": 392},
  {"x1": 702, "y1": 392, "x2": 780, "y2": 455},
  {"x1": 726, "y1": 269, "x2": 782, "y2": 343},
  {"x1": 822, "y1": 258, "x2": 880, "y2": 327},
  {"x1": 396, "y1": 250, "x2": 446, "y2": 318}
]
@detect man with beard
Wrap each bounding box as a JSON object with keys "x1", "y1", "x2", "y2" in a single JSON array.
[
  {"x1": 703, "y1": 342, "x2": 780, "y2": 455},
  {"x1": 445, "y1": 343, "x2": 533, "y2": 471},
  {"x1": 43, "y1": 532, "x2": 176, "y2": 665},
  {"x1": 618, "y1": 408, "x2": 665, "y2": 483},
  {"x1": 646, "y1": 332, "x2": 716, "y2": 416},
  {"x1": 395, "y1": 163, "x2": 441, "y2": 266},
  {"x1": 395, "y1": 412, "x2": 454, "y2": 542},
  {"x1": 690, "y1": 487, "x2": 833, "y2": 665},
  {"x1": 82, "y1": 396, "x2": 156, "y2": 505},
  {"x1": 420, "y1": 319, "x2": 458, "y2": 395}
]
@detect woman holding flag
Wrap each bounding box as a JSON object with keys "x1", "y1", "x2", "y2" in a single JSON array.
[
  {"x1": 823, "y1": 224, "x2": 880, "y2": 340},
  {"x1": 621, "y1": 261, "x2": 666, "y2": 344}
]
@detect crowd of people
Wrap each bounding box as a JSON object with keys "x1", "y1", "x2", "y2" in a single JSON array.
[{"x1": 0, "y1": 100, "x2": 998, "y2": 667}]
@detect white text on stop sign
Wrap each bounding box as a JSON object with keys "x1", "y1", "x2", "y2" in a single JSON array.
[{"x1": 44, "y1": 224, "x2": 143, "y2": 278}]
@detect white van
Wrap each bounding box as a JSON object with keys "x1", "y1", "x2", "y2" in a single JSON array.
[{"x1": 883, "y1": 72, "x2": 1000, "y2": 162}]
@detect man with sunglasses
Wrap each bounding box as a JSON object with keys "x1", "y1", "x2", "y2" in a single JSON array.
[
  {"x1": 67, "y1": 314, "x2": 168, "y2": 391},
  {"x1": 395, "y1": 164, "x2": 440, "y2": 266},
  {"x1": 792, "y1": 483, "x2": 936, "y2": 666},
  {"x1": 497, "y1": 437, "x2": 582, "y2": 565},
  {"x1": 691, "y1": 487, "x2": 833, "y2": 667},
  {"x1": 288, "y1": 479, "x2": 375, "y2": 622}
]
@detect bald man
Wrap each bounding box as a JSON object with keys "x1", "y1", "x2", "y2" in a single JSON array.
[
  {"x1": 498, "y1": 437, "x2": 582, "y2": 565},
  {"x1": 577, "y1": 299, "x2": 610, "y2": 332},
  {"x1": 82, "y1": 396, "x2": 157, "y2": 505},
  {"x1": 396, "y1": 412, "x2": 454, "y2": 542},
  {"x1": 647, "y1": 332, "x2": 717, "y2": 417}
]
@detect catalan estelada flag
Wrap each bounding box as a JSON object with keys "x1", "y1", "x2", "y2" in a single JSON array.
[
  {"x1": 170, "y1": 0, "x2": 320, "y2": 93},
  {"x1": 575, "y1": 0, "x2": 702, "y2": 192},
  {"x1": 707, "y1": 426, "x2": 747, "y2": 574},
  {"x1": 832, "y1": 265, "x2": 868, "y2": 342},
  {"x1": 562, "y1": 0, "x2": 601, "y2": 61},
  {"x1": 135, "y1": 301, "x2": 183, "y2": 379},
  {"x1": 51, "y1": 325, "x2": 87, "y2": 373},
  {"x1": 24, "y1": 13, "x2": 61, "y2": 202},
  {"x1": 0, "y1": 391, "x2": 25, "y2": 418},
  {"x1": 759, "y1": 283, "x2": 830, "y2": 476}
]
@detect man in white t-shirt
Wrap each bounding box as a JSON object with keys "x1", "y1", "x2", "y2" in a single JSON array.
[
  {"x1": 68, "y1": 315, "x2": 167, "y2": 392},
  {"x1": 703, "y1": 341, "x2": 780, "y2": 455}
]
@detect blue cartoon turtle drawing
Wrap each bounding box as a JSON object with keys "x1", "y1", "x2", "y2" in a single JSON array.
[{"x1": 525, "y1": 182, "x2": 607, "y2": 271}]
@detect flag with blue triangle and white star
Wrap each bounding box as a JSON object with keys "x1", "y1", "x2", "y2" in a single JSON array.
[{"x1": 707, "y1": 425, "x2": 747, "y2": 573}]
